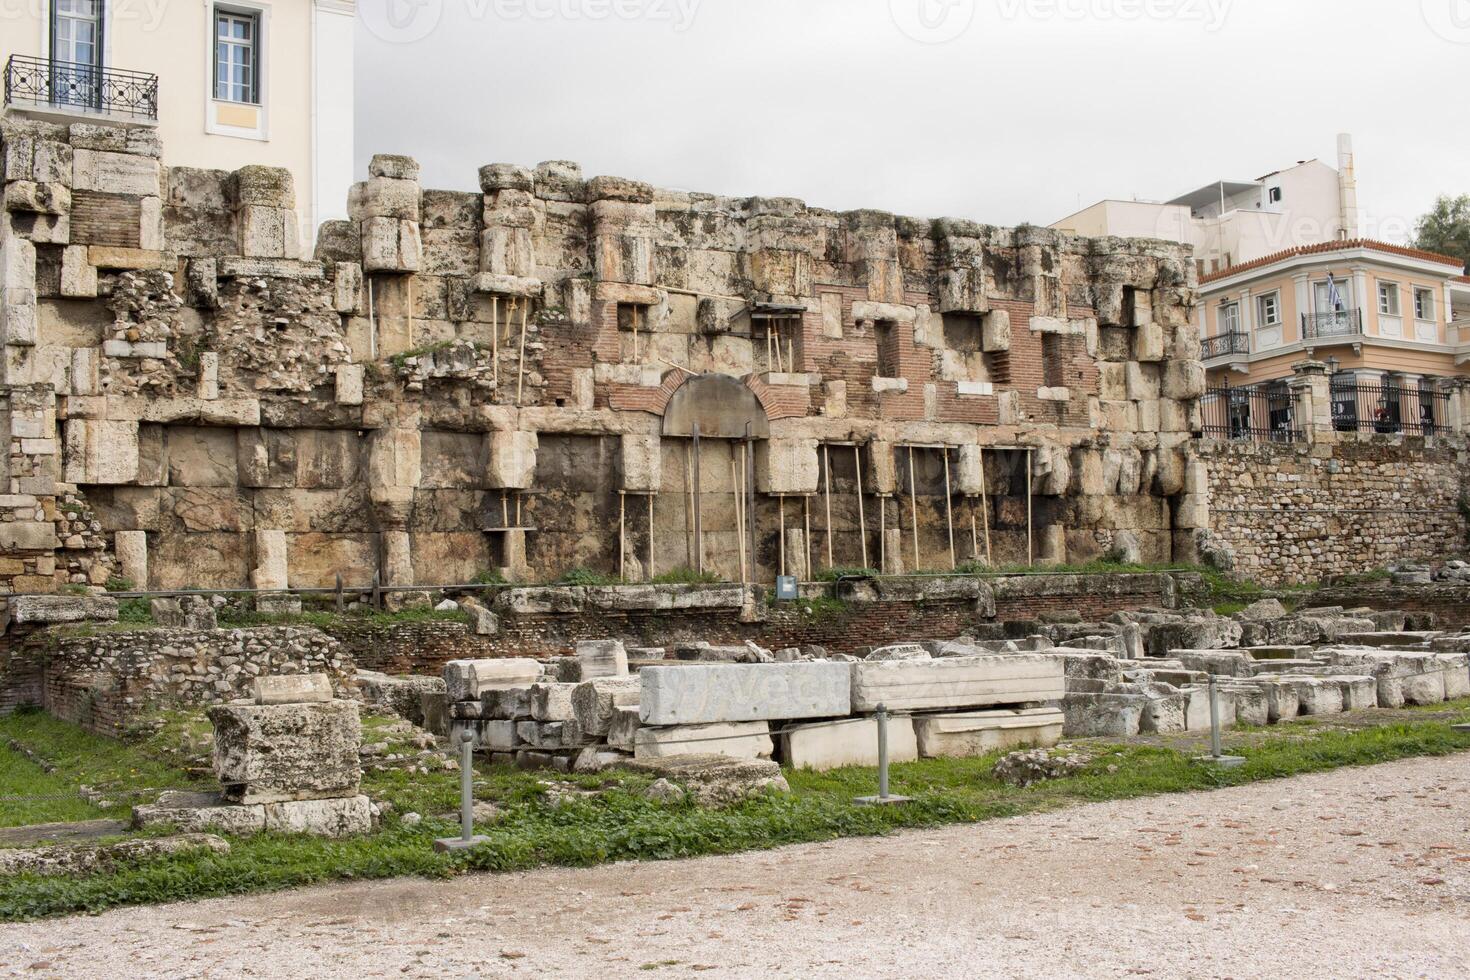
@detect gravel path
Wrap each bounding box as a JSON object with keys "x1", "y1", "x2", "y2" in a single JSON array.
[{"x1": 4, "y1": 754, "x2": 1470, "y2": 979}]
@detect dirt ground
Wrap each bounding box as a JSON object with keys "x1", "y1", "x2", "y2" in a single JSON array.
[{"x1": 3, "y1": 753, "x2": 1469, "y2": 979}]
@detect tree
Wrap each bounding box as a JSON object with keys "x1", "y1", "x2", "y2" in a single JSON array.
[{"x1": 1414, "y1": 194, "x2": 1470, "y2": 273}]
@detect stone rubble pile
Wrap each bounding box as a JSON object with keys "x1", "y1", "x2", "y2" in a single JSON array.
[
  {"x1": 442, "y1": 639, "x2": 1069, "y2": 774},
  {"x1": 132, "y1": 673, "x2": 374, "y2": 837}
]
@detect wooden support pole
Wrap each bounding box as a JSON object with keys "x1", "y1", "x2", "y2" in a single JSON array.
[
  {"x1": 822, "y1": 444, "x2": 834, "y2": 570},
  {"x1": 766, "y1": 326, "x2": 774, "y2": 374},
  {"x1": 490, "y1": 297, "x2": 499, "y2": 386},
  {"x1": 515, "y1": 300, "x2": 530, "y2": 406},
  {"x1": 981, "y1": 448, "x2": 993, "y2": 566},
  {"x1": 407, "y1": 275, "x2": 415, "y2": 349},
  {"x1": 778, "y1": 494, "x2": 786, "y2": 578},
  {"x1": 731, "y1": 456, "x2": 746, "y2": 585},
  {"x1": 647, "y1": 492, "x2": 654, "y2": 583},
  {"x1": 879, "y1": 495, "x2": 887, "y2": 574},
  {"x1": 631, "y1": 305, "x2": 640, "y2": 363},
  {"x1": 1026, "y1": 449, "x2": 1034, "y2": 568},
  {"x1": 803, "y1": 495, "x2": 812, "y2": 581},
  {"x1": 970, "y1": 497, "x2": 979, "y2": 564},
  {"x1": 745, "y1": 438, "x2": 757, "y2": 583},
  {"x1": 692, "y1": 424, "x2": 703, "y2": 575},
  {"x1": 515, "y1": 493, "x2": 522, "y2": 528},
  {"x1": 618, "y1": 491, "x2": 626, "y2": 582},
  {"x1": 367, "y1": 277, "x2": 377, "y2": 360},
  {"x1": 854, "y1": 445, "x2": 868, "y2": 571},
  {"x1": 683, "y1": 443, "x2": 694, "y2": 569},
  {"x1": 943, "y1": 448, "x2": 957, "y2": 571},
  {"x1": 908, "y1": 445, "x2": 920, "y2": 573},
  {"x1": 502, "y1": 490, "x2": 509, "y2": 529}
]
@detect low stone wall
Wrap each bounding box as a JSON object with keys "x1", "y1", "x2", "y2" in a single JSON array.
[
  {"x1": 1309, "y1": 582, "x2": 1470, "y2": 629},
  {"x1": 12, "y1": 626, "x2": 353, "y2": 737},
  {"x1": 320, "y1": 620, "x2": 497, "y2": 675},
  {"x1": 1199, "y1": 436, "x2": 1469, "y2": 586}
]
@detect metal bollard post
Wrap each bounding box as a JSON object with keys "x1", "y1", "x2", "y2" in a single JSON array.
[
  {"x1": 1196, "y1": 674, "x2": 1245, "y2": 769},
  {"x1": 856, "y1": 703, "x2": 911, "y2": 806},
  {"x1": 434, "y1": 729, "x2": 491, "y2": 852}
]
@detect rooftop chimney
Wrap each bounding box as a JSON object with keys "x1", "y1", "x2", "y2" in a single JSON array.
[{"x1": 1337, "y1": 133, "x2": 1360, "y2": 240}]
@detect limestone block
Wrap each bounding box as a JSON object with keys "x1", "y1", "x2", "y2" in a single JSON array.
[
  {"x1": 362, "y1": 216, "x2": 420, "y2": 272},
  {"x1": 348, "y1": 176, "x2": 421, "y2": 222},
  {"x1": 781, "y1": 716, "x2": 919, "y2": 771},
  {"x1": 486, "y1": 430, "x2": 537, "y2": 490},
  {"x1": 382, "y1": 529, "x2": 413, "y2": 587},
  {"x1": 1161, "y1": 360, "x2": 1206, "y2": 400},
  {"x1": 1061, "y1": 693, "x2": 1144, "y2": 737},
  {"x1": 755, "y1": 438, "x2": 819, "y2": 495},
  {"x1": 1134, "y1": 321, "x2": 1164, "y2": 363},
  {"x1": 239, "y1": 205, "x2": 297, "y2": 259},
  {"x1": 208, "y1": 701, "x2": 361, "y2": 804},
  {"x1": 444, "y1": 659, "x2": 541, "y2": 702},
  {"x1": 783, "y1": 528, "x2": 810, "y2": 581},
  {"x1": 867, "y1": 441, "x2": 897, "y2": 494},
  {"x1": 530, "y1": 683, "x2": 579, "y2": 722},
  {"x1": 1, "y1": 289, "x2": 37, "y2": 346},
  {"x1": 334, "y1": 262, "x2": 363, "y2": 314},
  {"x1": 195, "y1": 351, "x2": 219, "y2": 400},
  {"x1": 64, "y1": 418, "x2": 139, "y2": 484},
  {"x1": 1140, "y1": 694, "x2": 1187, "y2": 733},
  {"x1": 1173, "y1": 493, "x2": 1208, "y2": 530},
  {"x1": 639, "y1": 662, "x2": 852, "y2": 726},
  {"x1": 139, "y1": 195, "x2": 163, "y2": 250},
  {"x1": 850, "y1": 655, "x2": 1065, "y2": 714},
  {"x1": 9, "y1": 593, "x2": 116, "y2": 624},
  {"x1": 1439, "y1": 656, "x2": 1470, "y2": 699},
  {"x1": 913, "y1": 707, "x2": 1063, "y2": 759},
  {"x1": 1221, "y1": 686, "x2": 1269, "y2": 726},
  {"x1": 571, "y1": 677, "x2": 641, "y2": 736},
  {"x1": 1293, "y1": 679, "x2": 1344, "y2": 716},
  {"x1": 261, "y1": 795, "x2": 373, "y2": 837},
  {"x1": 882, "y1": 528, "x2": 905, "y2": 574},
  {"x1": 979, "y1": 309, "x2": 1011, "y2": 352},
  {"x1": 480, "y1": 225, "x2": 536, "y2": 278},
  {"x1": 1253, "y1": 678, "x2": 1300, "y2": 723},
  {"x1": 634, "y1": 721, "x2": 773, "y2": 761},
  {"x1": 608, "y1": 705, "x2": 643, "y2": 752},
  {"x1": 4, "y1": 180, "x2": 70, "y2": 214},
  {"x1": 71, "y1": 148, "x2": 159, "y2": 195},
  {"x1": 368, "y1": 428, "x2": 421, "y2": 489},
  {"x1": 335, "y1": 364, "x2": 364, "y2": 406},
  {"x1": 114, "y1": 530, "x2": 147, "y2": 589},
  {"x1": 234, "y1": 164, "x2": 295, "y2": 208},
  {"x1": 578, "y1": 639, "x2": 629, "y2": 679},
  {"x1": 620, "y1": 434, "x2": 661, "y2": 492},
  {"x1": 253, "y1": 674, "x2": 333, "y2": 706},
  {"x1": 955, "y1": 445, "x2": 984, "y2": 496},
  {"x1": 251, "y1": 529, "x2": 289, "y2": 591},
  {"x1": 130, "y1": 791, "x2": 266, "y2": 835}
]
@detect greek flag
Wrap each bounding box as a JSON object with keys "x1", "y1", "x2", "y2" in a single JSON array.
[{"x1": 1326, "y1": 272, "x2": 1344, "y2": 311}]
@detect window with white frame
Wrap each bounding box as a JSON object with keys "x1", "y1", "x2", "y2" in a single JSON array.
[
  {"x1": 1378, "y1": 282, "x2": 1401, "y2": 316},
  {"x1": 1256, "y1": 292, "x2": 1281, "y2": 327},
  {"x1": 1414, "y1": 287, "x2": 1435, "y2": 321},
  {"x1": 1219, "y1": 301, "x2": 1241, "y2": 335},
  {"x1": 214, "y1": 8, "x2": 260, "y2": 104}
]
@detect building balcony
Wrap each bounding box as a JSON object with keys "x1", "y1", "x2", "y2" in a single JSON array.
[
  {"x1": 1302, "y1": 308, "x2": 1364, "y2": 342},
  {"x1": 3, "y1": 55, "x2": 158, "y2": 123},
  {"x1": 1201, "y1": 332, "x2": 1249, "y2": 361}
]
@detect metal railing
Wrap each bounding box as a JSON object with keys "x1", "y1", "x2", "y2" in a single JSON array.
[
  {"x1": 1329, "y1": 379, "x2": 1450, "y2": 437},
  {"x1": 1302, "y1": 308, "x2": 1364, "y2": 341},
  {"x1": 1200, "y1": 332, "x2": 1249, "y2": 360},
  {"x1": 3, "y1": 54, "x2": 158, "y2": 121},
  {"x1": 1200, "y1": 382, "x2": 1300, "y2": 442}
]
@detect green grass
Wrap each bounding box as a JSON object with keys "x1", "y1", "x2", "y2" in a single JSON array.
[
  {"x1": 650, "y1": 567, "x2": 723, "y2": 586},
  {"x1": 216, "y1": 607, "x2": 472, "y2": 630},
  {"x1": 555, "y1": 568, "x2": 619, "y2": 587},
  {"x1": 3, "y1": 704, "x2": 1468, "y2": 920}
]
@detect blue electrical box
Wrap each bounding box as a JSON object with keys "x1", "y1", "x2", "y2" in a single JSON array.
[{"x1": 776, "y1": 576, "x2": 799, "y2": 600}]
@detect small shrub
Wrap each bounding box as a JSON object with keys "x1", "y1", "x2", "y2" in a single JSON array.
[
  {"x1": 556, "y1": 568, "x2": 618, "y2": 587},
  {"x1": 651, "y1": 567, "x2": 721, "y2": 585},
  {"x1": 105, "y1": 577, "x2": 134, "y2": 593}
]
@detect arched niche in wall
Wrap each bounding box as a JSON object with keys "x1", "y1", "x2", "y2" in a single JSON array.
[{"x1": 661, "y1": 374, "x2": 771, "y2": 439}]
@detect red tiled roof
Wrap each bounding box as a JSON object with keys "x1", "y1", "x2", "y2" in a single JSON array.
[
  {"x1": 1200, "y1": 239, "x2": 1466, "y2": 284},
  {"x1": 1455, "y1": 274, "x2": 1470, "y2": 284}
]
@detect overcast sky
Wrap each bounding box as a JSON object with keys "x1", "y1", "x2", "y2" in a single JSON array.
[{"x1": 356, "y1": 0, "x2": 1470, "y2": 243}]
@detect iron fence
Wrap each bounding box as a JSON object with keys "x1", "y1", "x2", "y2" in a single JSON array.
[
  {"x1": 3, "y1": 54, "x2": 158, "y2": 120},
  {"x1": 1329, "y1": 378, "x2": 1450, "y2": 436},
  {"x1": 1200, "y1": 382, "x2": 1300, "y2": 442}
]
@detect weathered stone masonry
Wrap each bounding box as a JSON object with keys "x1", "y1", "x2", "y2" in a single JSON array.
[{"x1": 0, "y1": 118, "x2": 1216, "y2": 596}]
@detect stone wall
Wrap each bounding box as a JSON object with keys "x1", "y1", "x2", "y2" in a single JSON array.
[
  {"x1": 0, "y1": 117, "x2": 1210, "y2": 602},
  {"x1": 1198, "y1": 435, "x2": 1469, "y2": 586},
  {"x1": 7, "y1": 625, "x2": 352, "y2": 736}
]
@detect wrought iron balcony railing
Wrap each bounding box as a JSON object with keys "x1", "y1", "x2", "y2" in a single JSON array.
[
  {"x1": 1302, "y1": 308, "x2": 1364, "y2": 341},
  {"x1": 3, "y1": 55, "x2": 158, "y2": 121},
  {"x1": 1200, "y1": 332, "x2": 1249, "y2": 360}
]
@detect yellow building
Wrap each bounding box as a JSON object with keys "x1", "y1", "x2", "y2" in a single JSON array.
[
  {"x1": 1198, "y1": 239, "x2": 1470, "y2": 438},
  {"x1": 1, "y1": 0, "x2": 355, "y2": 235}
]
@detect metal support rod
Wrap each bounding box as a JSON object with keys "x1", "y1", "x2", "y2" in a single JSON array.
[
  {"x1": 823, "y1": 444, "x2": 834, "y2": 570},
  {"x1": 647, "y1": 492, "x2": 655, "y2": 583},
  {"x1": 490, "y1": 297, "x2": 499, "y2": 385},
  {"x1": 908, "y1": 446, "x2": 920, "y2": 573},
  {"x1": 943, "y1": 448, "x2": 956, "y2": 571},
  {"x1": 692, "y1": 424, "x2": 703, "y2": 575},
  {"x1": 804, "y1": 496, "x2": 812, "y2": 581},
  {"x1": 618, "y1": 491, "x2": 626, "y2": 582},
  {"x1": 969, "y1": 498, "x2": 979, "y2": 564},
  {"x1": 407, "y1": 275, "x2": 415, "y2": 350},
  {"x1": 1208, "y1": 674, "x2": 1222, "y2": 760},
  {"x1": 854, "y1": 445, "x2": 869, "y2": 571},
  {"x1": 458, "y1": 729, "x2": 475, "y2": 842},
  {"x1": 335, "y1": 573, "x2": 344, "y2": 614},
  {"x1": 367, "y1": 277, "x2": 377, "y2": 360},
  {"x1": 879, "y1": 495, "x2": 887, "y2": 574},
  {"x1": 877, "y1": 704, "x2": 891, "y2": 800},
  {"x1": 684, "y1": 442, "x2": 695, "y2": 569},
  {"x1": 779, "y1": 494, "x2": 786, "y2": 578},
  {"x1": 731, "y1": 456, "x2": 747, "y2": 585}
]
